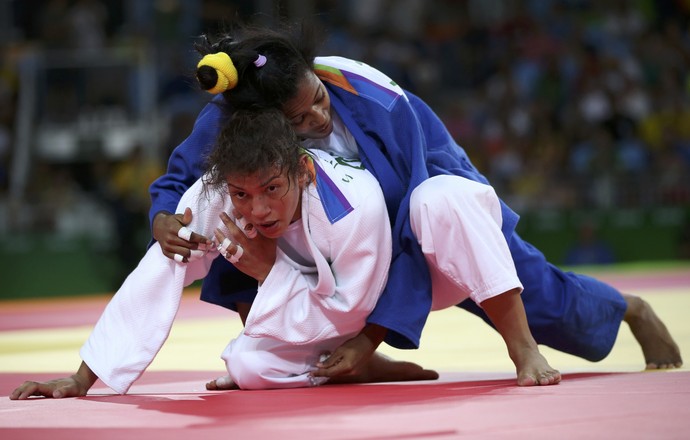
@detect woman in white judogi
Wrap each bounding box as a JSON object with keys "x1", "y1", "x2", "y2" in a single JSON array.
[
  {"x1": 11, "y1": 110, "x2": 393, "y2": 396},
  {"x1": 85, "y1": 110, "x2": 394, "y2": 392}
]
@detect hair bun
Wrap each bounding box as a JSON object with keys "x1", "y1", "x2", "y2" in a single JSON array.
[{"x1": 196, "y1": 52, "x2": 238, "y2": 94}]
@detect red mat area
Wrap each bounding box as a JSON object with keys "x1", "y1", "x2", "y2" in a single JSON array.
[
  {"x1": 0, "y1": 288, "x2": 229, "y2": 331},
  {"x1": 3, "y1": 266, "x2": 689, "y2": 439},
  {"x1": 2, "y1": 370, "x2": 689, "y2": 439}
]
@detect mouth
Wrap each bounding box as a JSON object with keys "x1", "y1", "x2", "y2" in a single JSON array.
[{"x1": 257, "y1": 220, "x2": 280, "y2": 234}]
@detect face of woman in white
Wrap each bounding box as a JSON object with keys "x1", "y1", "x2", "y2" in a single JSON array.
[
  {"x1": 282, "y1": 71, "x2": 333, "y2": 139},
  {"x1": 226, "y1": 156, "x2": 310, "y2": 239}
]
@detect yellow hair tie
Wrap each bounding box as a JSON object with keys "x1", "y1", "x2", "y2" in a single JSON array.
[{"x1": 197, "y1": 52, "x2": 239, "y2": 94}]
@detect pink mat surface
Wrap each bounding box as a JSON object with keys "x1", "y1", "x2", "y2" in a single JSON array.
[
  {"x1": 2, "y1": 266, "x2": 689, "y2": 439},
  {"x1": 2, "y1": 370, "x2": 689, "y2": 439}
]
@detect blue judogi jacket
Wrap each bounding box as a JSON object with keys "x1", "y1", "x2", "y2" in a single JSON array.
[{"x1": 149, "y1": 56, "x2": 519, "y2": 349}]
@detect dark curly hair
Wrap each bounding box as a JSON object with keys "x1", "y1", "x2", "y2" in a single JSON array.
[
  {"x1": 195, "y1": 21, "x2": 324, "y2": 112},
  {"x1": 204, "y1": 108, "x2": 307, "y2": 192}
]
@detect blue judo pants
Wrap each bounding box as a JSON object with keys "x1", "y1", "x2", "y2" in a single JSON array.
[
  {"x1": 458, "y1": 232, "x2": 627, "y2": 361},
  {"x1": 201, "y1": 232, "x2": 627, "y2": 362}
]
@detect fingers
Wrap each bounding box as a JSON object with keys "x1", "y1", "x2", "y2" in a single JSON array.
[
  {"x1": 10, "y1": 381, "x2": 55, "y2": 400},
  {"x1": 311, "y1": 362, "x2": 349, "y2": 378},
  {"x1": 181, "y1": 207, "x2": 193, "y2": 225},
  {"x1": 53, "y1": 383, "x2": 78, "y2": 398},
  {"x1": 217, "y1": 211, "x2": 256, "y2": 241},
  {"x1": 157, "y1": 212, "x2": 196, "y2": 259},
  {"x1": 214, "y1": 233, "x2": 244, "y2": 264},
  {"x1": 228, "y1": 243, "x2": 243, "y2": 264},
  {"x1": 173, "y1": 225, "x2": 201, "y2": 263},
  {"x1": 160, "y1": 208, "x2": 212, "y2": 263},
  {"x1": 176, "y1": 221, "x2": 211, "y2": 247},
  {"x1": 213, "y1": 229, "x2": 225, "y2": 245},
  {"x1": 216, "y1": 212, "x2": 247, "y2": 253},
  {"x1": 219, "y1": 212, "x2": 243, "y2": 237},
  {"x1": 179, "y1": 217, "x2": 212, "y2": 246},
  {"x1": 234, "y1": 216, "x2": 257, "y2": 238},
  {"x1": 312, "y1": 353, "x2": 353, "y2": 378},
  {"x1": 315, "y1": 352, "x2": 334, "y2": 368},
  {"x1": 177, "y1": 226, "x2": 193, "y2": 241}
]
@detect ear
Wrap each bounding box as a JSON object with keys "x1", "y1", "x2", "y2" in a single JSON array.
[{"x1": 297, "y1": 154, "x2": 312, "y2": 188}]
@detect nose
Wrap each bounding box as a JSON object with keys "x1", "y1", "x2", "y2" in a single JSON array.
[
  {"x1": 307, "y1": 105, "x2": 327, "y2": 128},
  {"x1": 251, "y1": 196, "x2": 270, "y2": 219}
]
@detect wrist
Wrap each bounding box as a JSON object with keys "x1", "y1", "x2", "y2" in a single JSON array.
[
  {"x1": 360, "y1": 323, "x2": 387, "y2": 350},
  {"x1": 152, "y1": 211, "x2": 173, "y2": 241},
  {"x1": 74, "y1": 361, "x2": 98, "y2": 392}
]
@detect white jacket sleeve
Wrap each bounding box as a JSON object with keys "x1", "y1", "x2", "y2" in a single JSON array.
[{"x1": 79, "y1": 177, "x2": 232, "y2": 394}]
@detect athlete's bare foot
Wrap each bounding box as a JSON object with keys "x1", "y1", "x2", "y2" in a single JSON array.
[
  {"x1": 327, "y1": 352, "x2": 439, "y2": 385},
  {"x1": 205, "y1": 375, "x2": 239, "y2": 391},
  {"x1": 624, "y1": 294, "x2": 682, "y2": 369},
  {"x1": 512, "y1": 348, "x2": 561, "y2": 386}
]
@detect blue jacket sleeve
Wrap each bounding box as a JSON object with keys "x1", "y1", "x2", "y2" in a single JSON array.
[{"x1": 148, "y1": 100, "x2": 225, "y2": 228}]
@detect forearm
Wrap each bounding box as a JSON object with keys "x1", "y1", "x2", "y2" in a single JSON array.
[
  {"x1": 149, "y1": 182, "x2": 184, "y2": 228},
  {"x1": 149, "y1": 101, "x2": 224, "y2": 227}
]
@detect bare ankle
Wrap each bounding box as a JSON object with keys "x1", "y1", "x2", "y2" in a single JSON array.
[{"x1": 623, "y1": 294, "x2": 646, "y2": 323}]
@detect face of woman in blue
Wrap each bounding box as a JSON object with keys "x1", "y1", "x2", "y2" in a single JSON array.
[
  {"x1": 282, "y1": 72, "x2": 333, "y2": 140},
  {"x1": 226, "y1": 156, "x2": 310, "y2": 239}
]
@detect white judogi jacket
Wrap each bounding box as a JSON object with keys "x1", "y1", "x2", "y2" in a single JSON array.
[{"x1": 80, "y1": 149, "x2": 391, "y2": 393}]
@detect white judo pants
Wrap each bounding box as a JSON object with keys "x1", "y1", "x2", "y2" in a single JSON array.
[
  {"x1": 409, "y1": 175, "x2": 523, "y2": 311},
  {"x1": 220, "y1": 332, "x2": 353, "y2": 390}
]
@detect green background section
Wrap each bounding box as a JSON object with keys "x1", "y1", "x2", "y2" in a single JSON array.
[
  {"x1": 518, "y1": 206, "x2": 689, "y2": 263},
  {"x1": 1, "y1": 206, "x2": 688, "y2": 300},
  {"x1": 0, "y1": 235, "x2": 129, "y2": 299}
]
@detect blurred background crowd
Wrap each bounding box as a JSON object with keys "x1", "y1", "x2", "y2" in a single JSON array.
[{"x1": 0, "y1": 0, "x2": 689, "y2": 296}]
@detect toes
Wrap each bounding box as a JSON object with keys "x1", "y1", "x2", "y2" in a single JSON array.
[
  {"x1": 537, "y1": 371, "x2": 561, "y2": 386},
  {"x1": 645, "y1": 361, "x2": 683, "y2": 370},
  {"x1": 517, "y1": 375, "x2": 538, "y2": 386},
  {"x1": 415, "y1": 368, "x2": 440, "y2": 381}
]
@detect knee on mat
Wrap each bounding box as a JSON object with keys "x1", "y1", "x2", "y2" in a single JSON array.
[{"x1": 226, "y1": 350, "x2": 276, "y2": 390}]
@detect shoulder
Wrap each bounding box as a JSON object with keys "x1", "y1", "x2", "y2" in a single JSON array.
[
  {"x1": 308, "y1": 149, "x2": 371, "y2": 186},
  {"x1": 305, "y1": 149, "x2": 384, "y2": 224},
  {"x1": 314, "y1": 56, "x2": 408, "y2": 110}
]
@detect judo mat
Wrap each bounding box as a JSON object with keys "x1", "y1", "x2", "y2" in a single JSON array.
[{"x1": 1, "y1": 264, "x2": 689, "y2": 439}]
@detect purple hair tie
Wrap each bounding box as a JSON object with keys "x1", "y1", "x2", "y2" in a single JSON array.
[{"x1": 254, "y1": 54, "x2": 267, "y2": 68}]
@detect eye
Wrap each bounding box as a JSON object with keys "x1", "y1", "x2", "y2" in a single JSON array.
[
  {"x1": 290, "y1": 115, "x2": 304, "y2": 126},
  {"x1": 231, "y1": 191, "x2": 246, "y2": 200}
]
